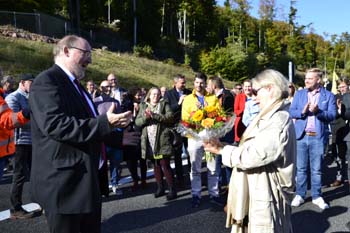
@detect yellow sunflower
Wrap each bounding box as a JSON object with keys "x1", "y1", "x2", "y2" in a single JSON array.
[{"x1": 192, "y1": 110, "x2": 204, "y2": 122}]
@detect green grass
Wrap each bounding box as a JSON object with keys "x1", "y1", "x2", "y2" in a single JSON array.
[{"x1": 0, "y1": 36, "x2": 235, "y2": 90}]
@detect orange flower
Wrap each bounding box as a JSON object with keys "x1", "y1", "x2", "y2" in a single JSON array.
[{"x1": 201, "y1": 118, "x2": 215, "y2": 128}]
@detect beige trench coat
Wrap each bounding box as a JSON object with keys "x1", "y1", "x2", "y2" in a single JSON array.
[{"x1": 221, "y1": 102, "x2": 296, "y2": 233}]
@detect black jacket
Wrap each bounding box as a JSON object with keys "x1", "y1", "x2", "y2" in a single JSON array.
[
  {"x1": 29, "y1": 64, "x2": 121, "y2": 214},
  {"x1": 164, "y1": 87, "x2": 191, "y2": 123}
]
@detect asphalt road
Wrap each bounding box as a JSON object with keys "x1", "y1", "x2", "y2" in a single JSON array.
[{"x1": 0, "y1": 157, "x2": 349, "y2": 233}]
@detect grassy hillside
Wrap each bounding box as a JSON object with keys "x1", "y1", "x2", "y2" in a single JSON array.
[{"x1": 0, "y1": 35, "x2": 234, "y2": 89}]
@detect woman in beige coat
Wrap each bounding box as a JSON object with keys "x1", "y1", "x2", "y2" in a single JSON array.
[{"x1": 204, "y1": 69, "x2": 296, "y2": 233}]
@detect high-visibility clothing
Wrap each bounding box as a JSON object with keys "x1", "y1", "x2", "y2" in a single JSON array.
[{"x1": 0, "y1": 88, "x2": 29, "y2": 158}]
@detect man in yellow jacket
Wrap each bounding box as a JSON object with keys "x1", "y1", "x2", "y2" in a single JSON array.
[
  {"x1": 181, "y1": 72, "x2": 221, "y2": 208},
  {"x1": 0, "y1": 87, "x2": 30, "y2": 182}
]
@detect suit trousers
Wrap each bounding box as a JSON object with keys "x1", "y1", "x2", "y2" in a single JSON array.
[
  {"x1": 10, "y1": 144, "x2": 31, "y2": 210},
  {"x1": 45, "y1": 210, "x2": 101, "y2": 233}
]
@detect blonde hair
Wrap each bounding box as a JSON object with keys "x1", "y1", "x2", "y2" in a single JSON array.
[
  {"x1": 306, "y1": 68, "x2": 323, "y2": 79},
  {"x1": 252, "y1": 69, "x2": 289, "y2": 100}
]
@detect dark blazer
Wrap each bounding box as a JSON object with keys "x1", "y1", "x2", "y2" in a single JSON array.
[
  {"x1": 164, "y1": 87, "x2": 191, "y2": 123},
  {"x1": 218, "y1": 89, "x2": 234, "y2": 113},
  {"x1": 29, "y1": 64, "x2": 119, "y2": 214},
  {"x1": 218, "y1": 89, "x2": 234, "y2": 143},
  {"x1": 289, "y1": 87, "x2": 336, "y2": 140}
]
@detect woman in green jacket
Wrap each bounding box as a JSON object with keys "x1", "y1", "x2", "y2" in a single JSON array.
[{"x1": 135, "y1": 87, "x2": 177, "y2": 200}]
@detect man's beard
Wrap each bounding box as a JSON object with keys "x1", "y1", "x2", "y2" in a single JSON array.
[{"x1": 72, "y1": 63, "x2": 85, "y2": 79}]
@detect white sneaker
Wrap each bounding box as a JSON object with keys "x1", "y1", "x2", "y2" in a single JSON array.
[
  {"x1": 291, "y1": 195, "x2": 305, "y2": 207},
  {"x1": 312, "y1": 197, "x2": 329, "y2": 210},
  {"x1": 112, "y1": 185, "x2": 123, "y2": 196}
]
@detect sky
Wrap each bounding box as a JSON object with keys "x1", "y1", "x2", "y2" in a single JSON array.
[{"x1": 217, "y1": 0, "x2": 350, "y2": 38}]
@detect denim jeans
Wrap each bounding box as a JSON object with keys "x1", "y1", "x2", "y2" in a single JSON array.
[
  {"x1": 296, "y1": 135, "x2": 324, "y2": 199},
  {"x1": 187, "y1": 138, "x2": 219, "y2": 198},
  {"x1": 106, "y1": 147, "x2": 123, "y2": 187}
]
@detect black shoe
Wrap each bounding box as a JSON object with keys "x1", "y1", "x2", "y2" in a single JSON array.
[
  {"x1": 166, "y1": 187, "x2": 177, "y2": 201},
  {"x1": 210, "y1": 195, "x2": 224, "y2": 207},
  {"x1": 191, "y1": 195, "x2": 201, "y2": 208},
  {"x1": 10, "y1": 208, "x2": 35, "y2": 220},
  {"x1": 154, "y1": 185, "x2": 165, "y2": 198}
]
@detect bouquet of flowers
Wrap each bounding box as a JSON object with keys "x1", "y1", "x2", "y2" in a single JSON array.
[{"x1": 177, "y1": 105, "x2": 235, "y2": 161}]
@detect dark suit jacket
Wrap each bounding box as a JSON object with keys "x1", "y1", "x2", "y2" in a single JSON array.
[
  {"x1": 29, "y1": 64, "x2": 119, "y2": 214},
  {"x1": 164, "y1": 87, "x2": 191, "y2": 123},
  {"x1": 218, "y1": 89, "x2": 234, "y2": 143}
]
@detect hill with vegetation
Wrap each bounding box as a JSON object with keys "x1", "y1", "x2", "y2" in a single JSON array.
[{"x1": 0, "y1": 29, "x2": 234, "y2": 89}]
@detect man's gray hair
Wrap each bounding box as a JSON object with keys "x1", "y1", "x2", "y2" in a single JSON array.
[{"x1": 53, "y1": 35, "x2": 82, "y2": 60}]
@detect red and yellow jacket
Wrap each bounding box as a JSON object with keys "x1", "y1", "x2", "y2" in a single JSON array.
[{"x1": 0, "y1": 88, "x2": 29, "y2": 158}]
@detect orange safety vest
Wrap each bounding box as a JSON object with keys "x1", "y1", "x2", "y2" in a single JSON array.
[{"x1": 0, "y1": 88, "x2": 29, "y2": 158}]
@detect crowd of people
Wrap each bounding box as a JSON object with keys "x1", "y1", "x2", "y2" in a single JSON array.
[{"x1": 0, "y1": 35, "x2": 349, "y2": 233}]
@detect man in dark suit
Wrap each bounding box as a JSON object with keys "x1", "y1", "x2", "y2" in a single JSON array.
[
  {"x1": 29, "y1": 35, "x2": 136, "y2": 233},
  {"x1": 164, "y1": 74, "x2": 191, "y2": 186},
  {"x1": 332, "y1": 79, "x2": 350, "y2": 188},
  {"x1": 207, "y1": 76, "x2": 234, "y2": 208}
]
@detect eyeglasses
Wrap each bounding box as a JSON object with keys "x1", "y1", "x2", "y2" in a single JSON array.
[
  {"x1": 101, "y1": 85, "x2": 112, "y2": 88},
  {"x1": 69, "y1": 46, "x2": 91, "y2": 57},
  {"x1": 236, "y1": 87, "x2": 242, "y2": 90},
  {"x1": 251, "y1": 87, "x2": 262, "y2": 96}
]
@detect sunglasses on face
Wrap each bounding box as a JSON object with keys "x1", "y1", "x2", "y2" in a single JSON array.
[{"x1": 251, "y1": 87, "x2": 262, "y2": 96}]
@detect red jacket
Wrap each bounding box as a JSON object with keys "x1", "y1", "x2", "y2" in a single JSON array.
[
  {"x1": 0, "y1": 88, "x2": 29, "y2": 158},
  {"x1": 233, "y1": 93, "x2": 247, "y2": 142}
]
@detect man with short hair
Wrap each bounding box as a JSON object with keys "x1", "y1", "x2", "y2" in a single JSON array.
[
  {"x1": 182, "y1": 72, "x2": 220, "y2": 208},
  {"x1": 86, "y1": 80, "x2": 98, "y2": 99},
  {"x1": 207, "y1": 76, "x2": 234, "y2": 190},
  {"x1": 328, "y1": 79, "x2": 350, "y2": 187},
  {"x1": 93, "y1": 80, "x2": 123, "y2": 195},
  {"x1": 6, "y1": 73, "x2": 36, "y2": 219},
  {"x1": 232, "y1": 83, "x2": 242, "y2": 95},
  {"x1": 29, "y1": 35, "x2": 137, "y2": 233},
  {"x1": 233, "y1": 80, "x2": 253, "y2": 144},
  {"x1": 164, "y1": 74, "x2": 191, "y2": 186},
  {"x1": 289, "y1": 68, "x2": 336, "y2": 210},
  {"x1": 107, "y1": 73, "x2": 127, "y2": 103}
]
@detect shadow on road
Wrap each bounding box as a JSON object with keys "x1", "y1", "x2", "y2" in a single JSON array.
[{"x1": 292, "y1": 205, "x2": 348, "y2": 233}]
